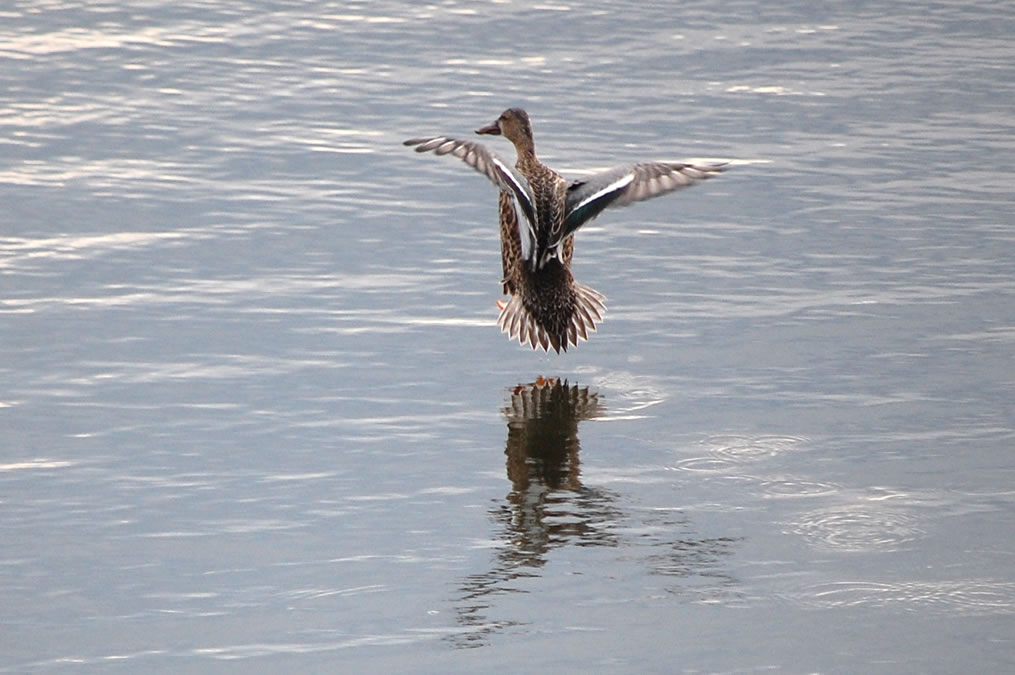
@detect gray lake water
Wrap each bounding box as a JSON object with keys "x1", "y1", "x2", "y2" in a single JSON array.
[{"x1": 3, "y1": 1, "x2": 1014, "y2": 672}]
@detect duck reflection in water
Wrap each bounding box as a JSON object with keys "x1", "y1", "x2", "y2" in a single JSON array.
[
  {"x1": 449, "y1": 378, "x2": 742, "y2": 648},
  {"x1": 451, "y1": 378, "x2": 619, "y2": 647},
  {"x1": 505, "y1": 377, "x2": 604, "y2": 491},
  {"x1": 501, "y1": 377, "x2": 614, "y2": 548}
]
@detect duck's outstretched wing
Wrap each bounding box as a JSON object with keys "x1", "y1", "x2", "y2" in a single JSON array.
[
  {"x1": 404, "y1": 136, "x2": 536, "y2": 229},
  {"x1": 561, "y1": 161, "x2": 726, "y2": 240}
]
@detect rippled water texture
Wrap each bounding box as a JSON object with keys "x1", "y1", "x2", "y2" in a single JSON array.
[{"x1": 2, "y1": 0, "x2": 1014, "y2": 672}]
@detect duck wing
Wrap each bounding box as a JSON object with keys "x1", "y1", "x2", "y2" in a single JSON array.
[
  {"x1": 404, "y1": 136, "x2": 536, "y2": 230},
  {"x1": 561, "y1": 161, "x2": 725, "y2": 239}
]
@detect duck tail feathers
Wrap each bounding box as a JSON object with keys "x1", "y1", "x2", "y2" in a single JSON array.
[
  {"x1": 497, "y1": 283, "x2": 606, "y2": 353},
  {"x1": 498, "y1": 294, "x2": 556, "y2": 352},
  {"x1": 572, "y1": 282, "x2": 607, "y2": 346}
]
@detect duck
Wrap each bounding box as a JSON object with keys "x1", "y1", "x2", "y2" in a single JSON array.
[{"x1": 404, "y1": 108, "x2": 725, "y2": 353}]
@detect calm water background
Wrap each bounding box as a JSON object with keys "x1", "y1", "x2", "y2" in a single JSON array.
[{"x1": 2, "y1": 1, "x2": 1014, "y2": 672}]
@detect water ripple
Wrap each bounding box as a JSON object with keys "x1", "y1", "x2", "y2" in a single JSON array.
[
  {"x1": 701, "y1": 434, "x2": 808, "y2": 462},
  {"x1": 672, "y1": 435, "x2": 809, "y2": 475},
  {"x1": 672, "y1": 457, "x2": 742, "y2": 475},
  {"x1": 756, "y1": 477, "x2": 840, "y2": 499},
  {"x1": 789, "y1": 504, "x2": 925, "y2": 553},
  {"x1": 790, "y1": 579, "x2": 1015, "y2": 616}
]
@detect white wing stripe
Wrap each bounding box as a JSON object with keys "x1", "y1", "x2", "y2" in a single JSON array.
[
  {"x1": 490, "y1": 155, "x2": 532, "y2": 209},
  {"x1": 570, "y1": 172, "x2": 634, "y2": 214},
  {"x1": 513, "y1": 197, "x2": 534, "y2": 262},
  {"x1": 490, "y1": 154, "x2": 538, "y2": 262}
]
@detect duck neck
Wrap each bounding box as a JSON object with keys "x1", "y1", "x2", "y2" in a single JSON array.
[{"x1": 511, "y1": 135, "x2": 539, "y2": 169}]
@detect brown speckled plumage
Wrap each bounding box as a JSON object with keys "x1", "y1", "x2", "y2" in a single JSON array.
[
  {"x1": 495, "y1": 190, "x2": 603, "y2": 352},
  {"x1": 404, "y1": 108, "x2": 725, "y2": 353}
]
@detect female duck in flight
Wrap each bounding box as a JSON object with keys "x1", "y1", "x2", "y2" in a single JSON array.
[{"x1": 405, "y1": 108, "x2": 724, "y2": 353}]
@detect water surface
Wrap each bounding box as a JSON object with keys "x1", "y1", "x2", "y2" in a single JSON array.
[{"x1": 2, "y1": 1, "x2": 1014, "y2": 672}]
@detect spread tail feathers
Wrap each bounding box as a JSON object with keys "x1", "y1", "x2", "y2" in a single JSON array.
[{"x1": 497, "y1": 283, "x2": 606, "y2": 353}]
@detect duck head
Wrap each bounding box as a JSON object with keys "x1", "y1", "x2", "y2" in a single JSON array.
[{"x1": 476, "y1": 108, "x2": 534, "y2": 153}]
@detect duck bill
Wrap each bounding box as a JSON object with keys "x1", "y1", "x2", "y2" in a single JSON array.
[{"x1": 475, "y1": 120, "x2": 501, "y2": 135}]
